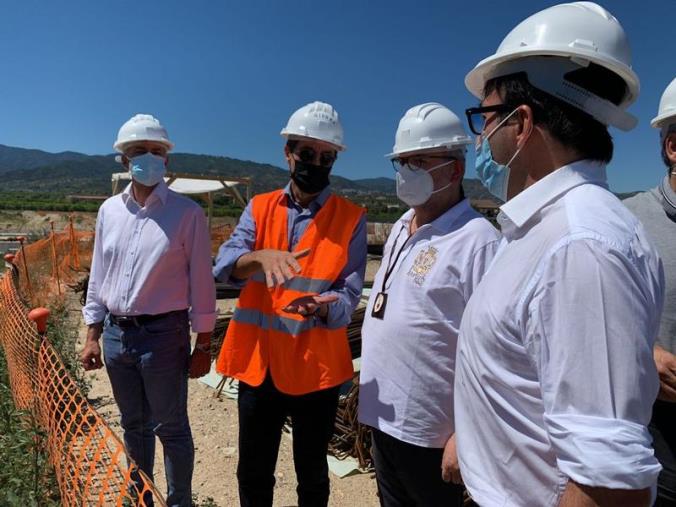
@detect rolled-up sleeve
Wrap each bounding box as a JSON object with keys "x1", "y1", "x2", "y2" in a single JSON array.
[
  {"x1": 321, "y1": 213, "x2": 367, "y2": 329},
  {"x1": 524, "y1": 237, "x2": 663, "y2": 489},
  {"x1": 213, "y1": 200, "x2": 256, "y2": 286},
  {"x1": 185, "y1": 207, "x2": 217, "y2": 333},
  {"x1": 83, "y1": 208, "x2": 107, "y2": 325}
]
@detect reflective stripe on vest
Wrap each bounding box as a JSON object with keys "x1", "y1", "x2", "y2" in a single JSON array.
[
  {"x1": 216, "y1": 189, "x2": 364, "y2": 395},
  {"x1": 249, "y1": 272, "x2": 334, "y2": 294},
  {"x1": 232, "y1": 307, "x2": 323, "y2": 336}
]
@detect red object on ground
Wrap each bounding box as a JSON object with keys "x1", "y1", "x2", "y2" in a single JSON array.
[{"x1": 28, "y1": 307, "x2": 50, "y2": 333}]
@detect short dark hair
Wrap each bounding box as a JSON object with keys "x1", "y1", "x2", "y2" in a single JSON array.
[
  {"x1": 483, "y1": 63, "x2": 627, "y2": 164},
  {"x1": 286, "y1": 140, "x2": 299, "y2": 152}
]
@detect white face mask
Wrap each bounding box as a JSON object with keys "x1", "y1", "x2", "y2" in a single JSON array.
[
  {"x1": 128, "y1": 152, "x2": 167, "y2": 186},
  {"x1": 395, "y1": 159, "x2": 455, "y2": 207}
]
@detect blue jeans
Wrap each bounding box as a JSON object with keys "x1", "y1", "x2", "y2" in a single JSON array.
[{"x1": 103, "y1": 311, "x2": 193, "y2": 507}]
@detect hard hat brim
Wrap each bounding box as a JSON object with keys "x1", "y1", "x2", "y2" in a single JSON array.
[
  {"x1": 280, "y1": 132, "x2": 346, "y2": 152},
  {"x1": 465, "y1": 48, "x2": 640, "y2": 108},
  {"x1": 651, "y1": 111, "x2": 676, "y2": 129},
  {"x1": 385, "y1": 142, "x2": 471, "y2": 159},
  {"x1": 113, "y1": 138, "x2": 175, "y2": 153}
]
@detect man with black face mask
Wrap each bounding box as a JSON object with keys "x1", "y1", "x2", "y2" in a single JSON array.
[{"x1": 213, "y1": 101, "x2": 367, "y2": 507}]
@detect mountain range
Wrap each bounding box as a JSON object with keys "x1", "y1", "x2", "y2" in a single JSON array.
[{"x1": 0, "y1": 144, "x2": 499, "y2": 200}]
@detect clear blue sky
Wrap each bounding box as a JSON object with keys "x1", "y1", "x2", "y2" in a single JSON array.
[{"x1": 0, "y1": 0, "x2": 672, "y2": 192}]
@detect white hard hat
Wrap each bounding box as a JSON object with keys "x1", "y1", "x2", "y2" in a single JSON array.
[
  {"x1": 113, "y1": 114, "x2": 174, "y2": 153},
  {"x1": 386, "y1": 103, "x2": 472, "y2": 159},
  {"x1": 280, "y1": 101, "x2": 345, "y2": 151},
  {"x1": 465, "y1": 2, "x2": 639, "y2": 131},
  {"x1": 651, "y1": 77, "x2": 676, "y2": 129}
]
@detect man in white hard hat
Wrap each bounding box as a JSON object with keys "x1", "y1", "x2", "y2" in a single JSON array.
[
  {"x1": 213, "y1": 101, "x2": 367, "y2": 506},
  {"x1": 623, "y1": 76, "x2": 676, "y2": 506},
  {"x1": 81, "y1": 114, "x2": 216, "y2": 506},
  {"x1": 453, "y1": 3, "x2": 664, "y2": 506},
  {"x1": 358, "y1": 102, "x2": 500, "y2": 506}
]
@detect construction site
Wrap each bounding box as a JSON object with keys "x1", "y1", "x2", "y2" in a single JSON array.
[{"x1": 0, "y1": 172, "x2": 405, "y2": 506}]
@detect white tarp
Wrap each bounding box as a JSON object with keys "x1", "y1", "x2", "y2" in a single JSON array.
[
  {"x1": 111, "y1": 173, "x2": 240, "y2": 195},
  {"x1": 165, "y1": 177, "x2": 239, "y2": 194}
]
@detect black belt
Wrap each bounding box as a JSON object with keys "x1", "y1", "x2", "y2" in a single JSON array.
[{"x1": 109, "y1": 310, "x2": 186, "y2": 328}]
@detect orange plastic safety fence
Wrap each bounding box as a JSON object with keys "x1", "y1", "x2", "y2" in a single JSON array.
[
  {"x1": 13, "y1": 221, "x2": 229, "y2": 302},
  {"x1": 210, "y1": 223, "x2": 233, "y2": 256},
  {"x1": 13, "y1": 228, "x2": 94, "y2": 306},
  {"x1": 0, "y1": 273, "x2": 166, "y2": 506}
]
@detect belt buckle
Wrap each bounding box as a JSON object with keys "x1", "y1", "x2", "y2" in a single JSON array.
[{"x1": 115, "y1": 315, "x2": 140, "y2": 327}]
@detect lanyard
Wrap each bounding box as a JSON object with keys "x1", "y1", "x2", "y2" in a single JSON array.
[{"x1": 380, "y1": 222, "x2": 414, "y2": 294}]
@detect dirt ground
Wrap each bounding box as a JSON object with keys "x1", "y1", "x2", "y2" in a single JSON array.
[
  {"x1": 85, "y1": 368, "x2": 380, "y2": 507},
  {"x1": 0, "y1": 210, "x2": 238, "y2": 235},
  {"x1": 79, "y1": 258, "x2": 384, "y2": 507}
]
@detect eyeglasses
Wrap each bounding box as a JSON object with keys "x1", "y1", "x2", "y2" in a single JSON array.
[
  {"x1": 465, "y1": 104, "x2": 514, "y2": 136},
  {"x1": 294, "y1": 147, "x2": 337, "y2": 168},
  {"x1": 391, "y1": 155, "x2": 455, "y2": 173}
]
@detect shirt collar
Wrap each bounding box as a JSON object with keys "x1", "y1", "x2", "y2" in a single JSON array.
[
  {"x1": 121, "y1": 178, "x2": 169, "y2": 208},
  {"x1": 654, "y1": 175, "x2": 676, "y2": 219},
  {"x1": 499, "y1": 159, "x2": 608, "y2": 233},
  {"x1": 282, "y1": 182, "x2": 332, "y2": 211},
  {"x1": 399, "y1": 198, "x2": 472, "y2": 233}
]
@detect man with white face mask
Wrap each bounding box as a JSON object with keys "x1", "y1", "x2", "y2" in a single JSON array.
[
  {"x1": 454, "y1": 3, "x2": 664, "y2": 506},
  {"x1": 81, "y1": 114, "x2": 216, "y2": 506},
  {"x1": 624, "y1": 76, "x2": 676, "y2": 506},
  {"x1": 358, "y1": 102, "x2": 500, "y2": 506}
]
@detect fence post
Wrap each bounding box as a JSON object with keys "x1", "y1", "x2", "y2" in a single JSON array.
[
  {"x1": 18, "y1": 236, "x2": 33, "y2": 301},
  {"x1": 28, "y1": 307, "x2": 50, "y2": 335},
  {"x1": 49, "y1": 222, "x2": 62, "y2": 296},
  {"x1": 69, "y1": 215, "x2": 80, "y2": 270},
  {"x1": 28, "y1": 307, "x2": 50, "y2": 356}
]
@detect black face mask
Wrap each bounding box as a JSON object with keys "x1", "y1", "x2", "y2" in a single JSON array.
[{"x1": 291, "y1": 160, "x2": 331, "y2": 194}]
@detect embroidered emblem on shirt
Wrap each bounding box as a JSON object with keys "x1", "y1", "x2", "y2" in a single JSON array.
[{"x1": 407, "y1": 246, "x2": 438, "y2": 286}]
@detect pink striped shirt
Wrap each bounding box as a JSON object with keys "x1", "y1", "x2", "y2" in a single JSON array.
[{"x1": 83, "y1": 180, "x2": 216, "y2": 333}]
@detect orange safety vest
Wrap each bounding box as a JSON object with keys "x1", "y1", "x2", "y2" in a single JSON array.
[{"x1": 216, "y1": 189, "x2": 365, "y2": 395}]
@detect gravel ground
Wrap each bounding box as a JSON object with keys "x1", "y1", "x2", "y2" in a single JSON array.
[
  {"x1": 80, "y1": 258, "x2": 384, "y2": 506},
  {"x1": 85, "y1": 358, "x2": 380, "y2": 507}
]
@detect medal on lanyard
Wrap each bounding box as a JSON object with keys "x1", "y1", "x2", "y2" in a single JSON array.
[
  {"x1": 371, "y1": 292, "x2": 388, "y2": 319},
  {"x1": 371, "y1": 225, "x2": 411, "y2": 320}
]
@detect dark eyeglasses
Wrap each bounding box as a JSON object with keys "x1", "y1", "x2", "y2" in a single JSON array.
[
  {"x1": 465, "y1": 104, "x2": 514, "y2": 136},
  {"x1": 391, "y1": 155, "x2": 455, "y2": 173},
  {"x1": 294, "y1": 148, "x2": 337, "y2": 168}
]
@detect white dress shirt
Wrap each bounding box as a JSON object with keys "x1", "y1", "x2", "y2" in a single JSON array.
[
  {"x1": 359, "y1": 199, "x2": 501, "y2": 448},
  {"x1": 454, "y1": 160, "x2": 664, "y2": 506},
  {"x1": 83, "y1": 181, "x2": 216, "y2": 333}
]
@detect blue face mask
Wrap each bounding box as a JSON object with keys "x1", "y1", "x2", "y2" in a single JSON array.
[
  {"x1": 129, "y1": 153, "x2": 167, "y2": 186},
  {"x1": 474, "y1": 108, "x2": 523, "y2": 203}
]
